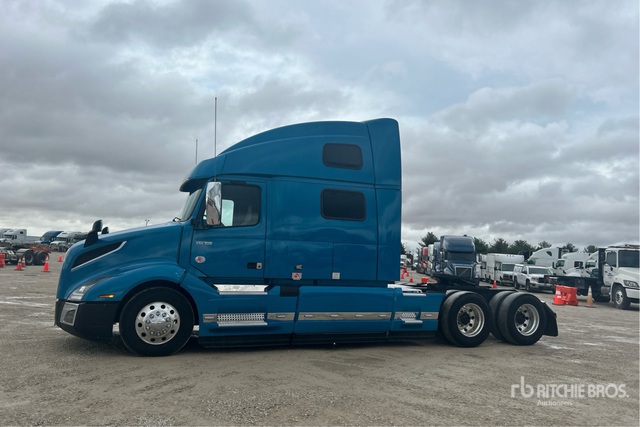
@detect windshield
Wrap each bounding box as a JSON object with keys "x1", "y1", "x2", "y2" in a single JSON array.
[
  {"x1": 176, "y1": 189, "x2": 202, "y2": 221},
  {"x1": 619, "y1": 250, "x2": 640, "y2": 268},
  {"x1": 446, "y1": 251, "x2": 475, "y2": 263},
  {"x1": 501, "y1": 264, "x2": 515, "y2": 272},
  {"x1": 530, "y1": 267, "x2": 552, "y2": 275}
]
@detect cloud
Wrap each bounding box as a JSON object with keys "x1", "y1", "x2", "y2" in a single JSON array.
[{"x1": 0, "y1": 0, "x2": 637, "y2": 253}]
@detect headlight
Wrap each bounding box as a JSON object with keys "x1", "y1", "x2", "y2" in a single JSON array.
[
  {"x1": 623, "y1": 280, "x2": 639, "y2": 288},
  {"x1": 68, "y1": 284, "x2": 95, "y2": 301},
  {"x1": 67, "y1": 276, "x2": 109, "y2": 301}
]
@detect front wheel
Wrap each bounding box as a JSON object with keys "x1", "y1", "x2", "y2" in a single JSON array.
[
  {"x1": 440, "y1": 291, "x2": 491, "y2": 347},
  {"x1": 497, "y1": 293, "x2": 547, "y2": 345},
  {"x1": 514, "y1": 280, "x2": 520, "y2": 290},
  {"x1": 119, "y1": 287, "x2": 194, "y2": 356},
  {"x1": 612, "y1": 285, "x2": 631, "y2": 310}
]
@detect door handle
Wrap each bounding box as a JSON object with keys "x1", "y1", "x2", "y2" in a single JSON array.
[{"x1": 247, "y1": 262, "x2": 263, "y2": 270}]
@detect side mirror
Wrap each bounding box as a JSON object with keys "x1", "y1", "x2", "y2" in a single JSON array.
[{"x1": 205, "y1": 182, "x2": 222, "y2": 226}]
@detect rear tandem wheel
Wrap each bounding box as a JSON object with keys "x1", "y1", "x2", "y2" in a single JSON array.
[
  {"x1": 496, "y1": 292, "x2": 547, "y2": 345},
  {"x1": 439, "y1": 291, "x2": 491, "y2": 347}
]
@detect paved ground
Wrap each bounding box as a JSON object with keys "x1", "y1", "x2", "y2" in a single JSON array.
[{"x1": 0, "y1": 259, "x2": 638, "y2": 426}]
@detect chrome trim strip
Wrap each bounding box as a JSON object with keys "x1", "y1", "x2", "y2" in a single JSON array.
[
  {"x1": 420, "y1": 312, "x2": 439, "y2": 320},
  {"x1": 202, "y1": 311, "x2": 437, "y2": 324},
  {"x1": 297, "y1": 312, "x2": 391, "y2": 321},
  {"x1": 71, "y1": 241, "x2": 127, "y2": 272},
  {"x1": 267, "y1": 313, "x2": 295, "y2": 321}
]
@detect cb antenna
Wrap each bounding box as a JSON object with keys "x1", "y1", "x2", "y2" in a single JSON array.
[
  {"x1": 213, "y1": 97, "x2": 218, "y2": 181},
  {"x1": 214, "y1": 97, "x2": 217, "y2": 158}
]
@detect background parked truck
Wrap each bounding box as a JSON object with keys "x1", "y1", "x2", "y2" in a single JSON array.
[
  {"x1": 0, "y1": 229, "x2": 40, "y2": 247},
  {"x1": 484, "y1": 253, "x2": 525, "y2": 285},
  {"x1": 525, "y1": 246, "x2": 568, "y2": 267},
  {"x1": 416, "y1": 246, "x2": 429, "y2": 274},
  {"x1": 0, "y1": 229, "x2": 54, "y2": 265},
  {"x1": 552, "y1": 251, "x2": 591, "y2": 276},
  {"x1": 428, "y1": 235, "x2": 480, "y2": 288},
  {"x1": 50, "y1": 231, "x2": 86, "y2": 252},
  {"x1": 545, "y1": 245, "x2": 639, "y2": 309}
]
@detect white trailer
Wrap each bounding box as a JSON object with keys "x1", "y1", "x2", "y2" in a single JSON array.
[{"x1": 486, "y1": 253, "x2": 525, "y2": 285}]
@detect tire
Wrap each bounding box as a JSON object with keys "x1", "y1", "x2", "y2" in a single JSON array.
[
  {"x1": 514, "y1": 280, "x2": 520, "y2": 290},
  {"x1": 436, "y1": 291, "x2": 459, "y2": 343},
  {"x1": 593, "y1": 294, "x2": 610, "y2": 303},
  {"x1": 497, "y1": 293, "x2": 547, "y2": 346},
  {"x1": 35, "y1": 251, "x2": 48, "y2": 266},
  {"x1": 489, "y1": 291, "x2": 515, "y2": 341},
  {"x1": 612, "y1": 285, "x2": 631, "y2": 310},
  {"x1": 22, "y1": 250, "x2": 34, "y2": 266},
  {"x1": 525, "y1": 281, "x2": 531, "y2": 292},
  {"x1": 440, "y1": 291, "x2": 491, "y2": 347},
  {"x1": 119, "y1": 287, "x2": 194, "y2": 357}
]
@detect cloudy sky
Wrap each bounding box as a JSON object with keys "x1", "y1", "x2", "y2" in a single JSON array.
[{"x1": 1, "y1": 0, "x2": 638, "y2": 254}]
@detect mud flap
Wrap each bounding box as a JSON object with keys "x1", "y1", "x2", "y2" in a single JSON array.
[{"x1": 542, "y1": 302, "x2": 558, "y2": 337}]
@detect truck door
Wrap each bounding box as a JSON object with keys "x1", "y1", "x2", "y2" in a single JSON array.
[
  {"x1": 603, "y1": 250, "x2": 617, "y2": 286},
  {"x1": 191, "y1": 181, "x2": 266, "y2": 284}
]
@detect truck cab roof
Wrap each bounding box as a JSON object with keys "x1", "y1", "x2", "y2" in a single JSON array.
[{"x1": 180, "y1": 119, "x2": 401, "y2": 193}]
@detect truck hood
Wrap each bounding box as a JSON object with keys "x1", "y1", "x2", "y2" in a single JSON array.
[
  {"x1": 57, "y1": 221, "x2": 184, "y2": 299},
  {"x1": 615, "y1": 267, "x2": 640, "y2": 282}
]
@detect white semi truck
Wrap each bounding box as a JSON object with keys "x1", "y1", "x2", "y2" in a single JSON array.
[
  {"x1": 525, "y1": 246, "x2": 568, "y2": 268},
  {"x1": 552, "y1": 251, "x2": 591, "y2": 276},
  {"x1": 0, "y1": 229, "x2": 40, "y2": 247}
]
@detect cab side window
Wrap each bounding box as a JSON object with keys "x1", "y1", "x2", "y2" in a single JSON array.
[
  {"x1": 606, "y1": 252, "x2": 617, "y2": 267},
  {"x1": 205, "y1": 183, "x2": 260, "y2": 227}
]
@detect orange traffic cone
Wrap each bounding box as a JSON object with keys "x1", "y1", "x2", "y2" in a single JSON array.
[
  {"x1": 57, "y1": 254, "x2": 63, "y2": 262},
  {"x1": 42, "y1": 256, "x2": 51, "y2": 273},
  {"x1": 21, "y1": 257, "x2": 26, "y2": 268},
  {"x1": 492, "y1": 280, "x2": 497, "y2": 289},
  {"x1": 553, "y1": 288, "x2": 564, "y2": 305},
  {"x1": 409, "y1": 274, "x2": 414, "y2": 283},
  {"x1": 15, "y1": 261, "x2": 23, "y2": 271},
  {"x1": 585, "y1": 286, "x2": 595, "y2": 308},
  {"x1": 0, "y1": 254, "x2": 5, "y2": 268}
]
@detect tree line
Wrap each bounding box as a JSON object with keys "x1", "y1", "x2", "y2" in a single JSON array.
[{"x1": 401, "y1": 232, "x2": 598, "y2": 259}]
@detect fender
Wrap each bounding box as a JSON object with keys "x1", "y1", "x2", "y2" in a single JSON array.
[{"x1": 76, "y1": 261, "x2": 188, "y2": 303}]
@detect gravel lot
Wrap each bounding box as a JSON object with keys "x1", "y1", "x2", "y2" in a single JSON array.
[{"x1": 0, "y1": 258, "x2": 638, "y2": 426}]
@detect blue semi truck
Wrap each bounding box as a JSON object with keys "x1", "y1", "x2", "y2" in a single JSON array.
[
  {"x1": 55, "y1": 118, "x2": 557, "y2": 356},
  {"x1": 432, "y1": 235, "x2": 480, "y2": 288}
]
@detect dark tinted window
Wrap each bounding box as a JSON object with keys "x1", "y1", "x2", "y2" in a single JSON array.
[
  {"x1": 322, "y1": 143, "x2": 363, "y2": 169},
  {"x1": 321, "y1": 189, "x2": 365, "y2": 221}
]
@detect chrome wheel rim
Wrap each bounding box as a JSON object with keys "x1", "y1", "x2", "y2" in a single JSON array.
[
  {"x1": 514, "y1": 303, "x2": 540, "y2": 336},
  {"x1": 135, "y1": 301, "x2": 180, "y2": 345},
  {"x1": 456, "y1": 303, "x2": 485, "y2": 337}
]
